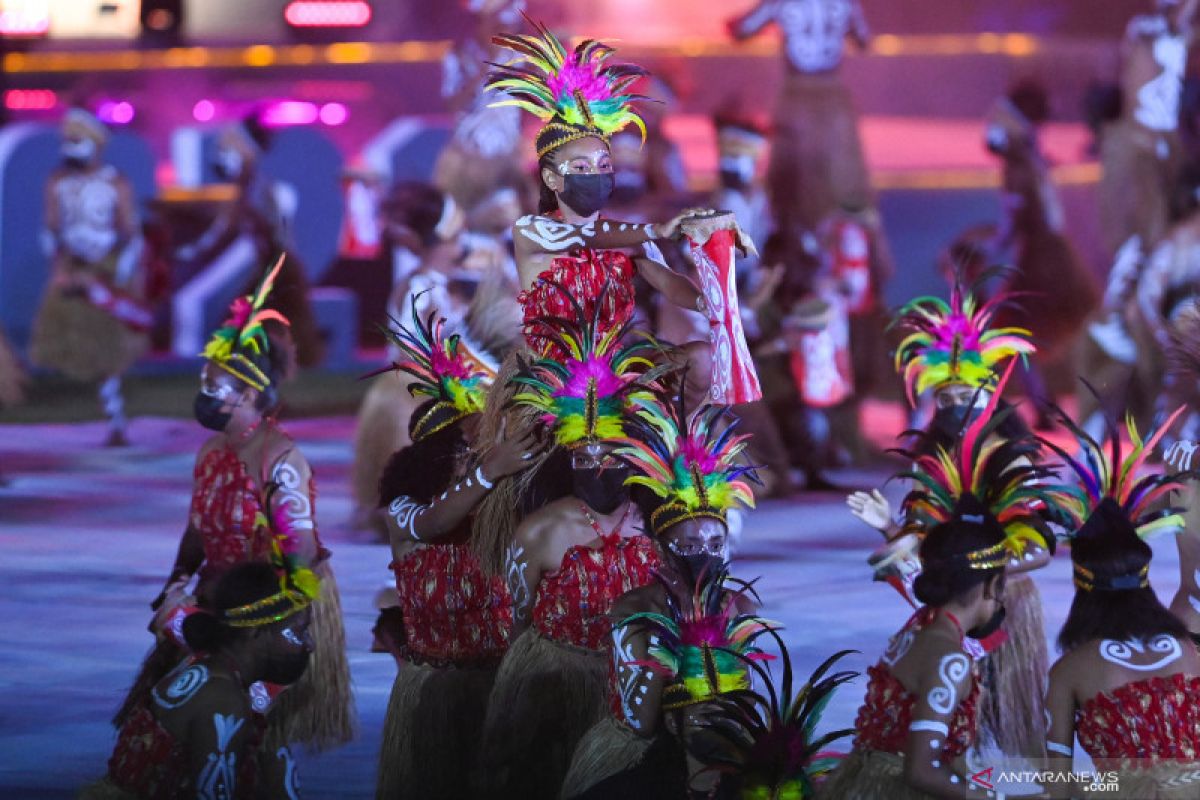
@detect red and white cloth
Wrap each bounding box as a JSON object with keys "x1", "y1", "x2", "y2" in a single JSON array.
[{"x1": 683, "y1": 213, "x2": 762, "y2": 405}]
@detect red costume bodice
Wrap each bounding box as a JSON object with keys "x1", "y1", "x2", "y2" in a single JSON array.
[
  {"x1": 391, "y1": 543, "x2": 514, "y2": 667},
  {"x1": 1077, "y1": 674, "x2": 1200, "y2": 761},
  {"x1": 532, "y1": 533, "x2": 659, "y2": 651},
  {"x1": 189, "y1": 445, "x2": 323, "y2": 583},
  {"x1": 850, "y1": 609, "x2": 980, "y2": 758},
  {"x1": 518, "y1": 248, "x2": 636, "y2": 355},
  {"x1": 106, "y1": 699, "x2": 263, "y2": 798}
]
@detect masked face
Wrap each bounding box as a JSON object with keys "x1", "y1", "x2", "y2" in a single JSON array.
[
  {"x1": 664, "y1": 518, "x2": 729, "y2": 585},
  {"x1": 62, "y1": 138, "x2": 97, "y2": 167},
  {"x1": 559, "y1": 173, "x2": 615, "y2": 217},
  {"x1": 262, "y1": 611, "x2": 313, "y2": 686},
  {"x1": 718, "y1": 154, "x2": 755, "y2": 189},
  {"x1": 571, "y1": 445, "x2": 629, "y2": 514},
  {"x1": 194, "y1": 367, "x2": 247, "y2": 433}
]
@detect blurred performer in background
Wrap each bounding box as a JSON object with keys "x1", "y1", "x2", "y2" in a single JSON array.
[
  {"x1": 729, "y1": 0, "x2": 875, "y2": 240},
  {"x1": 985, "y1": 81, "x2": 1099, "y2": 422},
  {"x1": 116, "y1": 262, "x2": 353, "y2": 757},
  {"x1": 175, "y1": 118, "x2": 324, "y2": 368},
  {"x1": 1089, "y1": 0, "x2": 1197, "y2": 367},
  {"x1": 30, "y1": 108, "x2": 147, "y2": 447},
  {"x1": 435, "y1": 0, "x2": 527, "y2": 225},
  {"x1": 711, "y1": 108, "x2": 771, "y2": 289}
]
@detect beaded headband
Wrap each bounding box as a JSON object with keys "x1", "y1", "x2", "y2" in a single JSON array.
[
  {"x1": 221, "y1": 577, "x2": 313, "y2": 628},
  {"x1": 1072, "y1": 563, "x2": 1150, "y2": 593}
]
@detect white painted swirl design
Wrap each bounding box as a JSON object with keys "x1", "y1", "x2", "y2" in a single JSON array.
[
  {"x1": 1098, "y1": 636, "x2": 1183, "y2": 671},
  {"x1": 927, "y1": 653, "x2": 969, "y2": 715}
]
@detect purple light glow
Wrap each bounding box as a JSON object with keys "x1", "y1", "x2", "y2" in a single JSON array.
[
  {"x1": 97, "y1": 101, "x2": 135, "y2": 125},
  {"x1": 192, "y1": 100, "x2": 216, "y2": 122},
  {"x1": 261, "y1": 100, "x2": 319, "y2": 127},
  {"x1": 319, "y1": 102, "x2": 348, "y2": 126}
]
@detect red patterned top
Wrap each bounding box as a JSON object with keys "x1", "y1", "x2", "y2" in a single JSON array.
[
  {"x1": 532, "y1": 534, "x2": 659, "y2": 651},
  {"x1": 189, "y1": 445, "x2": 323, "y2": 584},
  {"x1": 391, "y1": 543, "x2": 514, "y2": 668},
  {"x1": 850, "y1": 609, "x2": 980, "y2": 757},
  {"x1": 1077, "y1": 673, "x2": 1200, "y2": 761},
  {"x1": 518, "y1": 248, "x2": 637, "y2": 356},
  {"x1": 106, "y1": 699, "x2": 263, "y2": 798}
]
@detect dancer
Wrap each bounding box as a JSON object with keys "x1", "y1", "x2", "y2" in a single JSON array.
[
  {"x1": 821, "y1": 499, "x2": 1007, "y2": 798},
  {"x1": 118, "y1": 260, "x2": 353, "y2": 755},
  {"x1": 985, "y1": 81, "x2": 1100, "y2": 416},
  {"x1": 373, "y1": 305, "x2": 537, "y2": 800},
  {"x1": 175, "y1": 118, "x2": 323, "y2": 367},
  {"x1": 486, "y1": 20, "x2": 711, "y2": 356},
  {"x1": 1043, "y1": 410, "x2": 1198, "y2": 799},
  {"x1": 561, "y1": 400, "x2": 766, "y2": 799},
  {"x1": 1162, "y1": 305, "x2": 1200, "y2": 636},
  {"x1": 30, "y1": 108, "x2": 146, "y2": 446},
  {"x1": 728, "y1": 0, "x2": 875, "y2": 239},
  {"x1": 477, "y1": 294, "x2": 666, "y2": 799},
  {"x1": 84, "y1": 561, "x2": 313, "y2": 799}
]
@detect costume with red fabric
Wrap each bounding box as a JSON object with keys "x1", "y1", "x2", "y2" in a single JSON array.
[
  {"x1": 1077, "y1": 674, "x2": 1200, "y2": 760},
  {"x1": 518, "y1": 248, "x2": 637, "y2": 357}
]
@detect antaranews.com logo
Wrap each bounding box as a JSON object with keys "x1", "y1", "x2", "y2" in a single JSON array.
[{"x1": 970, "y1": 766, "x2": 1121, "y2": 793}]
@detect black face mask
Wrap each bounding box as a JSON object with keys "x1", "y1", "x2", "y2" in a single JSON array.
[
  {"x1": 930, "y1": 403, "x2": 980, "y2": 442},
  {"x1": 559, "y1": 173, "x2": 614, "y2": 217},
  {"x1": 967, "y1": 604, "x2": 1007, "y2": 640},
  {"x1": 263, "y1": 647, "x2": 311, "y2": 686},
  {"x1": 676, "y1": 553, "x2": 726, "y2": 586},
  {"x1": 573, "y1": 466, "x2": 629, "y2": 515},
  {"x1": 193, "y1": 393, "x2": 233, "y2": 432}
]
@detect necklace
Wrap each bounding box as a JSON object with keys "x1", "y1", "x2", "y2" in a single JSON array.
[{"x1": 580, "y1": 502, "x2": 631, "y2": 541}]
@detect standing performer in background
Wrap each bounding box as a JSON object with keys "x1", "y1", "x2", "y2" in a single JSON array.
[
  {"x1": 1088, "y1": 0, "x2": 1198, "y2": 384},
  {"x1": 116, "y1": 260, "x2": 353, "y2": 757},
  {"x1": 728, "y1": 0, "x2": 877, "y2": 246},
  {"x1": 1044, "y1": 411, "x2": 1199, "y2": 799},
  {"x1": 1163, "y1": 304, "x2": 1200, "y2": 639},
  {"x1": 30, "y1": 108, "x2": 147, "y2": 447},
  {"x1": 985, "y1": 81, "x2": 1099, "y2": 420},
  {"x1": 175, "y1": 119, "x2": 324, "y2": 368}
]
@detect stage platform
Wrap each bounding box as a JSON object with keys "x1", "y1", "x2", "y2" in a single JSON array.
[{"x1": 0, "y1": 411, "x2": 1177, "y2": 797}]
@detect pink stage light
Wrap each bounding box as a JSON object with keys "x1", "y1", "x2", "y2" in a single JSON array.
[
  {"x1": 261, "y1": 100, "x2": 319, "y2": 127},
  {"x1": 97, "y1": 101, "x2": 135, "y2": 125},
  {"x1": 4, "y1": 89, "x2": 57, "y2": 110},
  {"x1": 192, "y1": 100, "x2": 216, "y2": 122},
  {"x1": 284, "y1": 0, "x2": 372, "y2": 28},
  {"x1": 318, "y1": 102, "x2": 348, "y2": 126},
  {"x1": 0, "y1": 1, "x2": 50, "y2": 37}
]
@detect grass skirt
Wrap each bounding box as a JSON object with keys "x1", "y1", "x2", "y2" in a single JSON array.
[
  {"x1": 563, "y1": 718, "x2": 690, "y2": 800},
  {"x1": 479, "y1": 630, "x2": 609, "y2": 799},
  {"x1": 1085, "y1": 762, "x2": 1200, "y2": 799},
  {"x1": 30, "y1": 254, "x2": 147, "y2": 382},
  {"x1": 819, "y1": 749, "x2": 935, "y2": 800},
  {"x1": 978, "y1": 573, "x2": 1047, "y2": 759},
  {"x1": 561, "y1": 717, "x2": 655, "y2": 799},
  {"x1": 375, "y1": 659, "x2": 497, "y2": 799},
  {"x1": 77, "y1": 778, "x2": 137, "y2": 799},
  {"x1": 266, "y1": 561, "x2": 355, "y2": 752}
]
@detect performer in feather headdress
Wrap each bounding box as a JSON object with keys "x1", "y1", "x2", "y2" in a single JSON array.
[
  {"x1": 371, "y1": 300, "x2": 539, "y2": 800},
  {"x1": 692, "y1": 645, "x2": 859, "y2": 800},
  {"x1": 113, "y1": 257, "x2": 354, "y2": 762},
  {"x1": 1043, "y1": 405, "x2": 1200, "y2": 799},
  {"x1": 1162, "y1": 302, "x2": 1200, "y2": 640},
  {"x1": 561, "y1": 395, "x2": 763, "y2": 799},
  {"x1": 476, "y1": 288, "x2": 668, "y2": 799}
]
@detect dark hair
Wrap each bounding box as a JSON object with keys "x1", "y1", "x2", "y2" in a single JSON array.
[
  {"x1": 377, "y1": 415, "x2": 468, "y2": 507},
  {"x1": 912, "y1": 513, "x2": 1005, "y2": 607},
  {"x1": 1008, "y1": 78, "x2": 1050, "y2": 126},
  {"x1": 1058, "y1": 515, "x2": 1188, "y2": 651},
  {"x1": 533, "y1": 125, "x2": 610, "y2": 214},
  {"x1": 182, "y1": 562, "x2": 282, "y2": 652},
  {"x1": 382, "y1": 182, "x2": 447, "y2": 248},
  {"x1": 1082, "y1": 82, "x2": 1122, "y2": 136},
  {"x1": 918, "y1": 397, "x2": 1033, "y2": 457}
]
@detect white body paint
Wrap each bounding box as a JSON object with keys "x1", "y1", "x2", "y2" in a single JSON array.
[
  {"x1": 1165, "y1": 439, "x2": 1199, "y2": 471},
  {"x1": 387, "y1": 496, "x2": 426, "y2": 541},
  {"x1": 908, "y1": 719, "x2": 949, "y2": 737},
  {"x1": 927, "y1": 653, "x2": 969, "y2": 715},
  {"x1": 271, "y1": 461, "x2": 314, "y2": 531},
  {"x1": 1098, "y1": 636, "x2": 1183, "y2": 671},
  {"x1": 881, "y1": 628, "x2": 914, "y2": 667},
  {"x1": 196, "y1": 713, "x2": 244, "y2": 799},
  {"x1": 276, "y1": 746, "x2": 302, "y2": 800},
  {"x1": 505, "y1": 542, "x2": 531, "y2": 624},
  {"x1": 152, "y1": 663, "x2": 209, "y2": 709},
  {"x1": 612, "y1": 627, "x2": 649, "y2": 729},
  {"x1": 515, "y1": 215, "x2": 594, "y2": 252}
]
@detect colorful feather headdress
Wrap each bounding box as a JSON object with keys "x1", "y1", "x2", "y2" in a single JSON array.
[
  {"x1": 370, "y1": 299, "x2": 498, "y2": 443},
  {"x1": 201, "y1": 255, "x2": 290, "y2": 392},
  {"x1": 898, "y1": 362, "x2": 1065, "y2": 563},
  {"x1": 487, "y1": 16, "x2": 649, "y2": 158},
  {"x1": 1039, "y1": 404, "x2": 1187, "y2": 592},
  {"x1": 616, "y1": 394, "x2": 758, "y2": 537},
  {"x1": 695, "y1": 643, "x2": 858, "y2": 800},
  {"x1": 892, "y1": 271, "x2": 1036, "y2": 405},
  {"x1": 616, "y1": 566, "x2": 778, "y2": 710},
  {"x1": 511, "y1": 281, "x2": 664, "y2": 448}
]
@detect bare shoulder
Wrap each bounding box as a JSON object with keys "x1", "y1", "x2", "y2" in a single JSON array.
[
  {"x1": 515, "y1": 496, "x2": 572, "y2": 542},
  {"x1": 613, "y1": 583, "x2": 665, "y2": 618}
]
